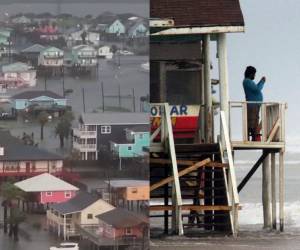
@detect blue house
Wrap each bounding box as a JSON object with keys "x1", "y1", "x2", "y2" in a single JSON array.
[
  {"x1": 110, "y1": 126, "x2": 149, "y2": 158},
  {"x1": 105, "y1": 19, "x2": 126, "y2": 35},
  {"x1": 11, "y1": 90, "x2": 67, "y2": 111},
  {"x1": 127, "y1": 22, "x2": 148, "y2": 38}
]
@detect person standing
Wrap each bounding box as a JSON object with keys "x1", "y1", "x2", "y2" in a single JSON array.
[{"x1": 243, "y1": 66, "x2": 266, "y2": 141}]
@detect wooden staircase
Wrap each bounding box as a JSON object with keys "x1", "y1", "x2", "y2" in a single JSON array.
[{"x1": 150, "y1": 104, "x2": 239, "y2": 236}]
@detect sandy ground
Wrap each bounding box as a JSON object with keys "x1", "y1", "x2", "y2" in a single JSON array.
[{"x1": 150, "y1": 228, "x2": 300, "y2": 250}]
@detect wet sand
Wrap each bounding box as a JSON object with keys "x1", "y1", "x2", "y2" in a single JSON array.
[{"x1": 151, "y1": 231, "x2": 300, "y2": 250}]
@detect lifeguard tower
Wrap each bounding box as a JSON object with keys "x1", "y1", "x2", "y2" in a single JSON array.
[{"x1": 149, "y1": 0, "x2": 286, "y2": 237}]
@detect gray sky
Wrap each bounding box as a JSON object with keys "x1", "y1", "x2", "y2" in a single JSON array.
[{"x1": 225, "y1": 0, "x2": 300, "y2": 142}]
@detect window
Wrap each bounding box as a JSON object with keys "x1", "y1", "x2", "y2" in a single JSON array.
[
  {"x1": 101, "y1": 126, "x2": 111, "y2": 134},
  {"x1": 128, "y1": 146, "x2": 132, "y2": 150},
  {"x1": 131, "y1": 188, "x2": 138, "y2": 194},
  {"x1": 51, "y1": 161, "x2": 56, "y2": 169},
  {"x1": 87, "y1": 214, "x2": 93, "y2": 219},
  {"x1": 65, "y1": 191, "x2": 71, "y2": 198},
  {"x1": 139, "y1": 134, "x2": 143, "y2": 139},
  {"x1": 125, "y1": 228, "x2": 132, "y2": 235},
  {"x1": 46, "y1": 192, "x2": 52, "y2": 197},
  {"x1": 87, "y1": 138, "x2": 96, "y2": 144}
]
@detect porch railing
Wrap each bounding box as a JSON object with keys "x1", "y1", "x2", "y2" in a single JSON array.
[{"x1": 229, "y1": 101, "x2": 287, "y2": 144}]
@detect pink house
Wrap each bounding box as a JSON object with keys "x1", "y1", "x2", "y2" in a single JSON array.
[
  {"x1": 96, "y1": 208, "x2": 148, "y2": 239},
  {"x1": 14, "y1": 173, "x2": 79, "y2": 204}
]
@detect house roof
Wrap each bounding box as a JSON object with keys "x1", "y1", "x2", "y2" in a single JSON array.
[
  {"x1": 96, "y1": 208, "x2": 148, "y2": 228},
  {"x1": 72, "y1": 44, "x2": 96, "y2": 52},
  {"x1": 21, "y1": 44, "x2": 46, "y2": 53},
  {"x1": 81, "y1": 112, "x2": 149, "y2": 126},
  {"x1": 12, "y1": 90, "x2": 64, "y2": 100},
  {"x1": 1, "y1": 62, "x2": 33, "y2": 73},
  {"x1": 14, "y1": 173, "x2": 79, "y2": 192},
  {"x1": 41, "y1": 46, "x2": 64, "y2": 53},
  {"x1": 50, "y1": 192, "x2": 112, "y2": 214},
  {"x1": 107, "y1": 180, "x2": 149, "y2": 188},
  {"x1": 126, "y1": 125, "x2": 149, "y2": 133},
  {"x1": 0, "y1": 130, "x2": 63, "y2": 161},
  {"x1": 150, "y1": 0, "x2": 244, "y2": 28}
]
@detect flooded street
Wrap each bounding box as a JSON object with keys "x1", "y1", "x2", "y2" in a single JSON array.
[{"x1": 0, "y1": 56, "x2": 149, "y2": 155}]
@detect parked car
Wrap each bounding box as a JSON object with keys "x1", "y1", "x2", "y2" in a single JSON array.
[
  {"x1": 117, "y1": 50, "x2": 134, "y2": 55},
  {"x1": 50, "y1": 242, "x2": 79, "y2": 250}
]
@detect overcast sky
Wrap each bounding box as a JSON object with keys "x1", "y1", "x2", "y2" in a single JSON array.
[{"x1": 222, "y1": 0, "x2": 300, "y2": 141}]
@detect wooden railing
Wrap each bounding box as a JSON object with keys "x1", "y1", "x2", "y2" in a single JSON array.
[
  {"x1": 220, "y1": 111, "x2": 240, "y2": 237},
  {"x1": 229, "y1": 101, "x2": 287, "y2": 144},
  {"x1": 150, "y1": 103, "x2": 183, "y2": 235}
]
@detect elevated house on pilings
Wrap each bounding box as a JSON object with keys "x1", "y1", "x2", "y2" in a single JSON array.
[{"x1": 149, "y1": 0, "x2": 287, "y2": 237}]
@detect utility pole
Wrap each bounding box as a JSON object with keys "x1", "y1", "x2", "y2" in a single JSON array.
[
  {"x1": 101, "y1": 81, "x2": 105, "y2": 112},
  {"x1": 132, "y1": 88, "x2": 136, "y2": 112},
  {"x1": 118, "y1": 84, "x2": 121, "y2": 108},
  {"x1": 82, "y1": 88, "x2": 86, "y2": 113},
  {"x1": 44, "y1": 76, "x2": 47, "y2": 91},
  {"x1": 62, "y1": 66, "x2": 65, "y2": 97}
]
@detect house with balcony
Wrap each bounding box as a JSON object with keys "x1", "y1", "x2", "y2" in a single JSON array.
[
  {"x1": 14, "y1": 173, "x2": 79, "y2": 204},
  {"x1": 73, "y1": 112, "x2": 148, "y2": 160},
  {"x1": 110, "y1": 125, "x2": 149, "y2": 158},
  {"x1": 47, "y1": 191, "x2": 115, "y2": 240},
  {"x1": 0, "y1": 62, "x2": 37, "y2": 88},
  {"x1": 96, "y1": 208, "x2": 148, "y2": 239},
  {"x1": 38, "y1": 46, "x2": 64, "y2": 76},
  {"x1": 71, "y1": 44, "x2": 98, "y2": 67},
  {"x1": 0, "y1": 130, "x2": 64, "y2": 179}
]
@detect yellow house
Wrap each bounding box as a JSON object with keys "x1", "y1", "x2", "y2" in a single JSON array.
[{"x1": 47, "y1": 192, "x2": 115, "y2": 240}]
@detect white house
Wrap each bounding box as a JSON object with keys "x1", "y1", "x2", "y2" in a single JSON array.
[
  {"x1": 11, "y1": 15, "x2": 31, "y2": 25},
  {"x1": 127, "y1": 22, "x2": 148, "y2": 38},
  {"x1": 71, "y1": 45, "x2": 98, "y2": 67},
  {"x1": 98, "y1": 46, "x2": 113, "y2": 59},
  {"x1": 67, "y1": 30, "x2": 100, "y2": 46},
  {"x1": 38, "y1": 47, "x2": 64, "y2": 67}
]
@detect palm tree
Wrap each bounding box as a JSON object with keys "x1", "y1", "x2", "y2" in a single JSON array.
[
  {"x1": 55, "y1": 111, "x2": 74, "y2": 148},
  {"x1": 1, "y1": 182, "x2": 25, "y2": 240},
  {"x1": 37, "y1": 111, "x2": 49, "y2": 140}
]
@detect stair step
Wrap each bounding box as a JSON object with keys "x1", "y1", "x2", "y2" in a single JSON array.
[
  {"x1": 175, "y1": 143, "x2": 219, "y2": 153},
  {"x1": 149, "y1": 205, "x2": 233, "y2": 211}
]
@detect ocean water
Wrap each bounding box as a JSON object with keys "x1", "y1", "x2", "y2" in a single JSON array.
[{"x1": 235, "y1": 137, "x2": 300, "y2": 228}]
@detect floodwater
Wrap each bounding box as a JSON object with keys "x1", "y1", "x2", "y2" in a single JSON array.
[{"x1": 0, "y1": 56, "x2": 149, "y2": 155}]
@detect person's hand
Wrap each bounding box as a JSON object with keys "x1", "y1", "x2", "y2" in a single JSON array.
[{"x1": 261, "y1": 76, "x2": 266, "y2": 82}]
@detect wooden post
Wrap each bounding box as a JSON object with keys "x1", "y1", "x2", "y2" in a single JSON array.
[
  {"x1": 63, "y1": 214, "x2": 66, "y2": 241},
  {"x1": 203, "y1": 34, "x2": 213, "y2": 143},
  {"x1": 218, "y1": 33, "x2": 229, "y2": 146},
  {"x1": 262, "y1": 152, "x2": 271, "y2": 228},
  {"x1": 159, "y1": 62, "x2": 166, "y2": 102},
  {"x1": 271, "y1": 153, "x2": 277, "y2": 229},
  {"x1": 132, "y1": 88, "x2": 136, "y2": 112},
  {"x1": 279, "y1": 150, "x2": 284, "y2": 231}
]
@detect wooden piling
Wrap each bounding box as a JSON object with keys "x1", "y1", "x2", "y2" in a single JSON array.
[
  {"x1": 271, "y1": 153, "x2": 277, "y2": 229},
  {"x1": 262, "y1": 152, "x2": 271, "y2": 228},
  {"x1": 279, "y1": 150, "x2": 284, "y2": 232}
]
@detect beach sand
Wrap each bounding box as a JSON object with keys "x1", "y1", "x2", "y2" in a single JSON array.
[{"x1": 150, "y1": 229, "x2": 300, "y2": 250}]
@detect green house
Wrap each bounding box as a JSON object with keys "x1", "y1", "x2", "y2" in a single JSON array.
[{"x1": 110, "y1": 126, "x2": 149, "y2": 158}]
